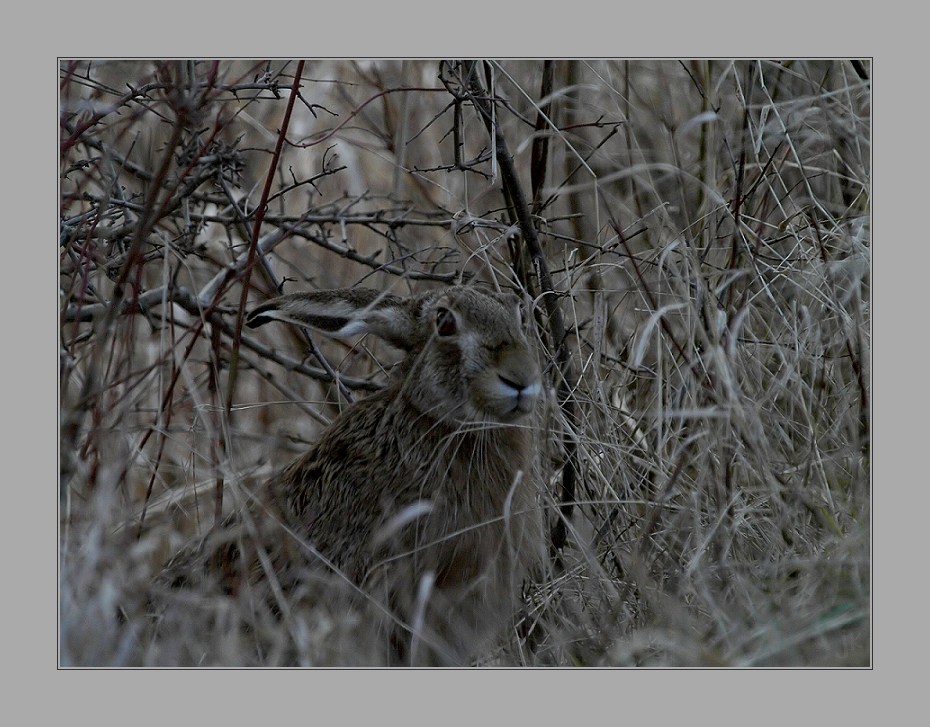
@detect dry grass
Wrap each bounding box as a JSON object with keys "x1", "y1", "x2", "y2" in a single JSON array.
[{"x1": 59, "y1": 59, "x2": 870, "y2": 667}]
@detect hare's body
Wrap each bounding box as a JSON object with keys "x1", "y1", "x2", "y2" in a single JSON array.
[
  {"x1": 245, "y1": 285, "x2": 545, "y2": 664},
  {"x1": 275, "y1": 390, "x2": 539, "y2": 589}
]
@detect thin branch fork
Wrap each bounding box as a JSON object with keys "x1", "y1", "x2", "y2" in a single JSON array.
[{"x1": 457, "y1": 60, "x2": 579, "y2": 554}]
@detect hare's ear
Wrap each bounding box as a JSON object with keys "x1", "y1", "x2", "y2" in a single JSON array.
[{"x1": 246, "y1": 288, "x2": 419, "y2": 350}]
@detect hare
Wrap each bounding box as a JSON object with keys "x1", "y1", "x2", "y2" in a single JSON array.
[{"x1": 241, "y1": 284, "x2": 546, "y2": 665}]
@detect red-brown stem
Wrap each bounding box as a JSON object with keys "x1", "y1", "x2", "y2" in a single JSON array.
[{"x1": 218, "y1": 60, "x2": 306, "y2": 523}]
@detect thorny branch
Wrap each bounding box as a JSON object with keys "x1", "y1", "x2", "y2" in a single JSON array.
[{"x1": 448, "y1": 60, "x2": 580, "y2": 556}]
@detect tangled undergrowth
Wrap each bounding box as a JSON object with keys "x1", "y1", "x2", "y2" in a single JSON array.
[{"x1": 59, "y1": 59, "x2": 870, "y2": 667}]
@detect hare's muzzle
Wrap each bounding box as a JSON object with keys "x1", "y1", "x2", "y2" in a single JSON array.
[
  {"x1": 494, "y1": 373, "x2": 541, "y2": 419},
  {"x1": 499, "y1": 374, "x2": 540, "y2": 410}
]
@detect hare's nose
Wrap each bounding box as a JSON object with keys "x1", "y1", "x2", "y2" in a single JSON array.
[
  {"x1": 499, "y1": 374, "x2": 529, "y2": 393},
  {"x1": 498, "y1": 374, "x2": 541, "y2": 407}
]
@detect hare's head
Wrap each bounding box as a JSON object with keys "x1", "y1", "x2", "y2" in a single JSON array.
[{"x1": 247, "y1": 286, "x2": 541, "y2": 425}]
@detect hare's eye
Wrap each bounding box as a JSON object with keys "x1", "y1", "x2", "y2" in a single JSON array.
[{"x1": 436, "y1": 307, "x2": 457, "y2": 336}]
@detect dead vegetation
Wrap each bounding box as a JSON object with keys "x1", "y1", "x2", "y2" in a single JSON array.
[{"x1": 59, "y1": 59, "x2": 870, "y2": 667}]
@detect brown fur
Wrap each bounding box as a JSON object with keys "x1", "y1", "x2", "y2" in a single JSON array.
[{"x1": 244, "y1": 285, "x2": 545, "y2": 665}]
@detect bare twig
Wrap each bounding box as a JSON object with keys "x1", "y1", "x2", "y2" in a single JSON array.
[
  {"x1": 456, "y1": 60, "x2": 579, "y2": 555},
  {"x1": 221, "y1": 61, "x2": 306, "y2": 524}
]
